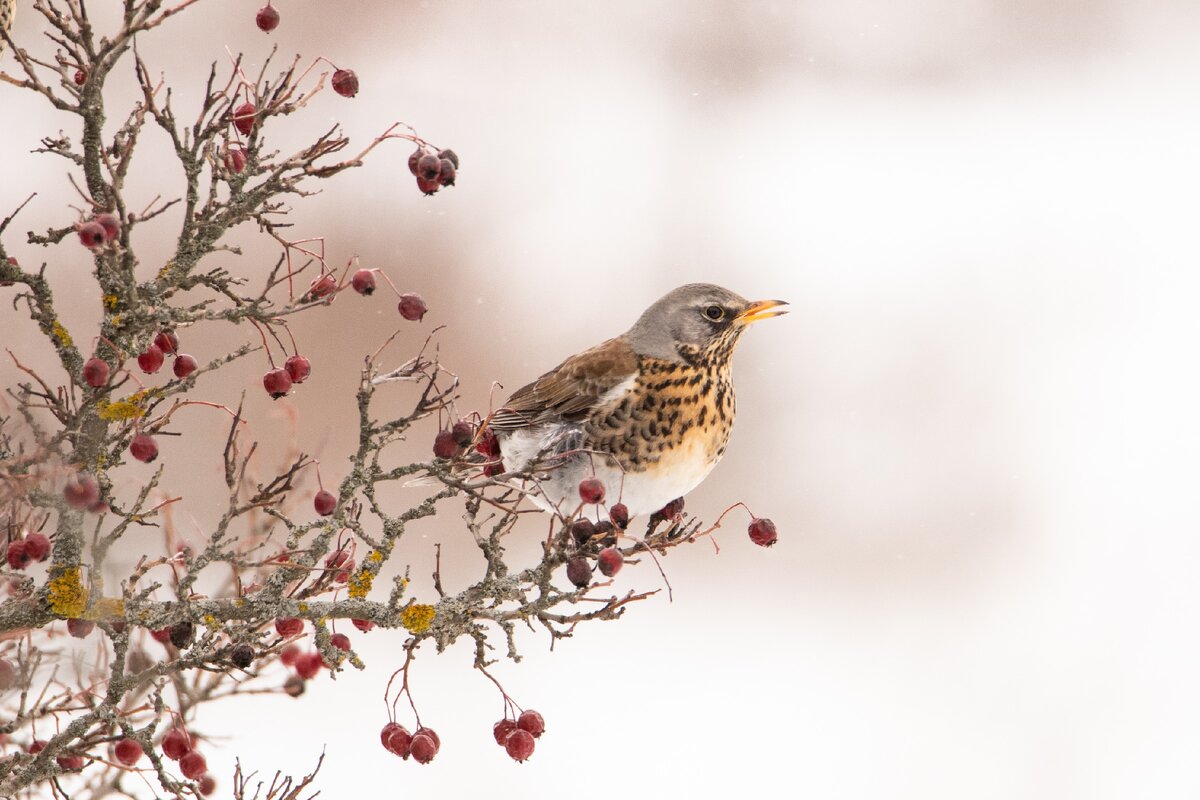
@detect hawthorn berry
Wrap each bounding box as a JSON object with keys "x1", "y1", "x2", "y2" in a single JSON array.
[
  {"x1": 309, "y1": 273, "x2": 337, "y2": 300},
  {"x1": 63, "y1": 473, "x2": 100, "y2": 510},
  {"x1": 169, "y1": 621, "x2": 195, "y2": 649},
  {"x1": 161, "y1": 729, "x2": 191, "y2": 760},
  {"x1": 493, "y1": 718, "x2": 518, "y2": 746},
  {"x1": 433, "y1": 430, "x2": 459, "y2": 459},
  {"x1": 409, "y1": 733, "x2": 437, "y2": 764},
  {"x1": 594, "y1": 520, "x2": 617, "y2": 547},
  {"x1": 609, "y1": 503, "x2": 630, "y2": 529},
  {"x1": 330, "y1": 632, "x2": 351, "y2": 651},
  {"x1": 78, "y1": 357, "x2": 108, "y2": 388},
  {"x1": 78, "y1": 221, "x2": 106, "y2": 248},
  {"x1": 232, "y1": 102, "x2": 256, "y2": 136},
  {"x1": 295, "y1": 651, "x2": 323, "y2": 679},
  {"x1": 398, "y1": 293, "x2": 428, "y2": 321},
  {"x1": 275, "y1": 617, "x2": 304, "y2": 638},
  {"x1": 67, "y1": 618, "x2": 95, "y2": 638},
  {"x1": 137, "y1": 344, "x2": 165, "y2": 374},
  {"x1": 279, "y1": 643, "x2": 301, "y2": 666},
  {"x1": 283, "y1": 674, "x2": 306, "y2": 697},
  {"x1": 225, "y1": 147, "x2": 247, "y2": 173},
  {"x1": 255, "y1": 4, "x2": 279, "y2": 32},
  {"x1": 505, "y1": 728, "x2": 535, "y2": 762},
  {"x1": 414, "y1": 727, "x2": 441, "y2": 753},
  {"x1": 352, "y1": 618, "x2": 375, "y2": 632},
  {"x1": 437, "y1": 159, "x2": 456, "y2": 186},
  {"x1": 313, "y1": 489, "x2": 336, "y2": 516},
  {"x1": 381, "y1": 722, "x2": 411, "y2": 757},
  {"x1": 438, "y1": 149, "x2": 459, "y2": 169},
  {"x1": 263, "y1": 367, "x2": 293, "y2": 399},
  {"x1": 24, "y1": 532, "x2": 51, "y2": 561},
  {"x1": 351, "y1": 269, "x2": 376, "y2": 295},
  {"x1": 476, "y1": 429, "x2": 501, "y2": 458},
  {"x1": 284, "y1": 354, "x2": 311, "y2": 384},
  {"x1": 570, "y1": 519, "x2": 595, "y2": 545},
  {"x1": 416, "y1": 153, "x2": 441, "y2": 181},
  {"x1": 331, "y1": 68, "x2": 359, "y2": 97},
  {"x1": 151, "y1": 627, "x2": 172, "y2": 644},
  {"x1": 450, "y1": 421, "x2": 474, "y2": 447},
  {"x1": 129, "y1": 433, "x2": 159, "y2": 463},
  {"x1": 56, "y1": 753, "x2": 84, "y2": 770},
  {"x1": 173, "y1": 353, "x2": 198, "y2": 379},
  {"x1": 96, "y1": 213, "x2": 121, "y2": 242},
  {"x1": 658, "y1": 497, "x2": 685, "y2": 520},
  {"x1": 114, "y1": 738, "x2": 144, "y2": 766},
  {"x1": 230, "y1": 643, "x2": 255, "y2": 669},
  {"x1": 578, "y1": 477, "x2": 606, "y2": 505},
  {"x1": 73, "y1": 69, "x2": 86, "y2": 85},
  {"x1": 748, "y1": 517, "x2": 778, "y2": 547},
  {"x1": 597, "y1": 547, "x2": 624, "y2": 577},
  {"x1": 5, "y1": 540, "x2": 30, "y2": 570},
  {"x1": 29, "y1": 740, "x2": 47, "y2": 754},
  {"x1": 198, "y1": 774, "x2": 217, "y2": 796},
  {"x1": 517, "y1": 709, "x2": 545, "y2": 738},
  {"x1": 407, "y1": 148, "x2": 424, "y2": 176},
  {"x1": 484, "y1": 460, "x2": 505, "y2": 477},
  {"x1": 180, "y1": 750, "x2": 207, "y2": 780},
  {"x1": 0, "y1": 659, "x2": 14, "y2": 691},
  {"x1": 154, "y1": 330, "x2": 179, "y2": 355},
  {"x1": 566, "y1": 557, "x2": 592, "y2": 589}
]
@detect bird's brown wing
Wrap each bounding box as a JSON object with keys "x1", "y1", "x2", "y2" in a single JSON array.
[{"x1": 489, "y1": 336, "x2": 638, "y2": 432}]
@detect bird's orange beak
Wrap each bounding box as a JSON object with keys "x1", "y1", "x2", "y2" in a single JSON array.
[{"x1": 736, "y1": 299, "x2": 789, "y2": 325}]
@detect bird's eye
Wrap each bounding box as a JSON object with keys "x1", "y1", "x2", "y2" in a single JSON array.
[{"x1": 703, "y1": 305, "x2": 725, "y2": 322}]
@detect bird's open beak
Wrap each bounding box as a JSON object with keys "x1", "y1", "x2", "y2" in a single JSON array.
[{"x1": 736, "y1": 299, "x2": 789, "y2": 325}]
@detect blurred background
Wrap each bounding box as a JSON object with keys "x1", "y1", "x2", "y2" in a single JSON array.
[{"x1": 4, "y1": 0, "x2": 1200, "y2": 797}]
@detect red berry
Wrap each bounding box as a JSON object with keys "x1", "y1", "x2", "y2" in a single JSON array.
[
  {"x1": 476, "y1": 429, "x2": 501, "y2": 457},
  {"x1": 351, "y1": 269, "x2": 376, "y2": 295},
  {"x1": 73, "y1": 69, "x2": 86, "y2": 85},
  {"x1": 330, "y1": 632, "x2": 351, "y2": 651},
  {"x1": 437, "y1": 159, "x2": 456, "y2": 187},
  {"x1": 78, "y1": 222, "x2": 106, "y2": 248},
  {"x1": 658, "y1": 497, "x2": 685, "y2": 520},
  {"x1": 173, "y1": 353, "x2": 198, "y2": 379},
  {"x1": 437, "y1": 149, "x2": 459, "y2": 169},
  {"x1": 414, "y1": 727, "x2": 440, "y2": 752},
  {"x1": 609, "y1": 503, "x2": 629, "y2": 529},
  {"x1": 279, "y1": 643, "x2": 301, "y2": 666},
  {"x1": 408, "y1": 733, "x2": 437, "y2": 764},
  {"x1": 95, "y1": 213, "x2": 121, "y2": 242},
  {"x1": 284, "y1": 354, "x2": 311, "y2": 384},
  {"x1": 161, "y1": 729, "x2": 191, "y2": 760},
  {"x1": 416, "y1": 153, "x2": 441, "y2": 181},
  {"x1": 748, "y1": 517, "x2": 778, "y2": 547},
  {"x1": 29, "y1": 740, "x2": 47, "y2": 754},
  {"x1": 56, "y1": 753, "x2": 84, "y2": 770},
  {"x1": 129, "y1": 433, "x2": 159, "y2": 463},
  {"x1": 295, "y1": 651, "x2": 323, "y2": 679},
  {"x1": 493, "y1": 718, "x2": 518, "y2": 746},
  {"x1": 597, "y1": 547, "x2": 624, "y2": 577},
  {"x1": 154, "y1": 330, "x2": 179, "y2": 355},
  {"x1": 24, "y1": 532, "x2": 50, "y2": 561},
  {"x1": 67, "y1": 618, "x2": 95, "y2": 638},
  {"x1": 151, "y1": 627, "x2": 172, "y2": 644},
  {"x1": 180, "y1": 749, "x2": 207, "y2": 780},
  {"x1": 416, "y1": 175, "x2": 440, "y2": 195},
  {"x1": 331, "y1": 69, "x2": 359, "y2": 98},
  {"x1": 232, "y1": 102, "x2": 256, "y2": 136},
  {"x1": 565, "y1": 557, "x2": 592, "y2": 589},
  {"x1": 483, "y1": 460, "x2": 505, "y2": 478},
  {"x1": 137, "y1": 344, "x2": 164, "y2": 374},
  {"x1": 398, "y1": 293, "x2": 428, "y2": 321},
  {"x1": 225, "y1": 147, "x2": 247, "y2": 174},
  {"x1": 275, "y1": 617, "x2": 304, "y2": 638},
  {"x1": 63, "y1": 473, "x2": 100, "y2": 510},
  {"x1": 325, "y1": 549, "x2": 350, "y2": 570},
  {"x1": 517, "y1": 709, "x2": 545, "y2": 738},
  {"x1": 449, "y1": 421, "x2": 474, "y2": 447},
  {"x1": 308, "y1": 273, "x2": 337, "y2": 300},
  {"x1": 433, "y1": 430, "x2": 459, "y2": 459},
  {"x1": 263, "y1": 368, "x2": 292, "y2": 399},
  {"x1": 5, "y1": 540, "x2": 30, "y2": 570},
  {"x1": 114, "y1": 738, "x2": 144, "y2": 766},
  {"x1": 0, "y1": 659, "x2": 14, "y2": 691},
  {"x1": 255, "y1": 4, "x2": 279, "y2": 32},
  {"x1": 407, "y1": 148, "x2": 424, "y2": 176},
  {"x1": 198, "y1": 774, "x2": 216, "y2": 795},
  {"x1": 505, "y1": 728, "x2": 535, "y2": 762},
  {"x1": 352, "y1": 618, "x2": 375, "y2": 632},
  {"x1": 380, "y1": 722, "x2": 410, "y2": 756},
  {"x1": 578, "y1": 477, "x2": 605, "y2": 505},
  {"x1": 313, "y1": 489, "x2": 336, "y2": 516}
]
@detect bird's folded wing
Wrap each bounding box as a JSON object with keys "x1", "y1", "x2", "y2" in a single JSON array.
[{"x1": 489, "y1": 336, "x2": 638, "y2": 432}]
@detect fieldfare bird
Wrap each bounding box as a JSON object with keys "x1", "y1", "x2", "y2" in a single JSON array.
[{"x1": 489, "y1": 283, "x2": 786, "y2": 519}]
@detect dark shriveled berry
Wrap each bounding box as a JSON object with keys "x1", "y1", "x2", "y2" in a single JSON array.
[
  {"x1": 230, "y1": 643, "x2": 255, "y2": 669},
  {"x1": 77, "y1": 222, "x2": 106, "y2": 248},
  {"x1": 597, "y1": 547, "x2": 624, "y2": 577},
  {"x1": 493, "y1": 718, "x2": 518, "y2": 746},
  {"x1": 255, "y1": 4, "x2": 279, "y2": 32},
  {"x1": 437, "y1": 159, "x2": 456, "y2": 186},
  {"x1": 416, "y1": 175, "x2": 440, "y2": 195},
  {"x1": 409, "y1": 733, "x2": 437, "y2": 764},
  {"x1": 517, "y1": 709, "x2": 545, "y2": 738},
  {"x1": 578, "y1": 477, "x2": 605, "y2": 504},
  {"x1": 161, "y1": 729, "x2": 191, "y2": 760},
  {"x1": 313, "y1": 489, "x2": 336, "y2": 516},
  {"x1": 173, "y1": 353, "x2": 198, "y2": 379},
  {"x1": 505, "y1": 728, "x2": 535, "y2": 762},
  {"x1": 748, "y1": 517, "x2": 778, "y2": 547},
  {"x1": 450, "y1": 421, "x2": 474, "y2": 447},
  {"x1": 332, "y1": 69, "x2": 359, "y2": 98},
  {"x1": 570, "y1": 519, "x2": 595, "y2": 545},
  {"x1": 594, "y1": 520, "x2": 617, "y2": 547},
  {"x1": 416, "y1": 153, "x2": 441, "y2": 181},
  {"x1": 263, "y1": 368, "x2": 293, "y2": 399},
  {"x1": 398, "y1": 293, "x2": 428, "y2": 321},
  {"x1": 566, "y1": 557, "x2": 592, "y2": 588},
  {"x1": 283, "y1": 674, "x2": 306, "y2": 697},
  {"x1": 609, "y1": 503, "x2": 630, "y2": 529},
  {"x1": 129, "y1": 433, "x2": 159, "y2": 463},
  {"x1": 351, "y1": 269, "x2": 376, "y2": 295},
  {"x1": 82, "y1": 357, "x2": 109, "y2": 387},
  {"x1": 408, "y1": 148, "x2": 424, "y2": 176},
  {"x1": 437, "y1": 149, "x2": 460, "y2": 169},
  {"x1": 169, "y1": 620, "x2": 195, "y2": 649},
  {"x1": 137, "y1": 344, "x2": 165, "y2": 374}
]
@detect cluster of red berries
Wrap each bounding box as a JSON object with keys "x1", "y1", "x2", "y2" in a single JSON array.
[
  {"x1": 162, "y1": 728, "x2": 213, "y2": 786},
  {"x1": 4, "y1": 532, "x2": 51, "y2": 570},
  {"x1": 380, "y1": 722, "x2": 442, "y2": 765},
  {"x1": 76, "y1": 212, "x2": 120, "y2": 249},
  {"x1": 562, "y1": 489, "x2": 631, "y2": 589},
  {"x1": 492, "y1": 709, "x2": 545, "y2": 763},
  {"x1": 262, "y1": 353, "x2": 311, "y2": 400},
  {"x1": 407, "y1": 146, "x2": 458, "y2": 195}
]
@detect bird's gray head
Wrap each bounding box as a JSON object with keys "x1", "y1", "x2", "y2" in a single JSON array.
[{"x1": 625, "y1": 283, "x2": 787, "y2": 362}]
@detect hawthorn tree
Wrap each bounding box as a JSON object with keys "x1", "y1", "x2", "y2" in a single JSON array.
[{"x1": 0, "y1": 2, "x2": 775, "y2": 797}]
